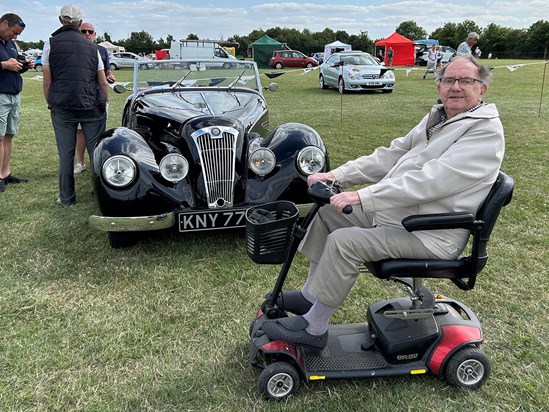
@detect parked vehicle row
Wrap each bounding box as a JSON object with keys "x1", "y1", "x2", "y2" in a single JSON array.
[{"x1": 269, "y1": 50, "x2": 318, "y2": 69}]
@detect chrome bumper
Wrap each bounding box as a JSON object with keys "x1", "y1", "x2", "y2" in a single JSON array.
[
  {"x1": 88, "y1": 203, "x2": 312, "y2": 232},
  {"x1": 89, "y1": 213, "x2": 175, "y2": 232}
]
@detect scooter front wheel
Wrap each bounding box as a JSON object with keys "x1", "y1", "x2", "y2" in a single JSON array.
[
  {"x1": 259, "y1": 362, "x2": 300, "y2": 401},
  {"x1": 445, "y1": 346, "x2": 491, "y2": 389}
]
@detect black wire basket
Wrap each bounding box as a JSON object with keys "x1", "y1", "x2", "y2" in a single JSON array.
[{"x1": 245, "y1": 201, "x2": 299, "y2": 264}]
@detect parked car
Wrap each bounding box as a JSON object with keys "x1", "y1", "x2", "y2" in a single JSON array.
[
  {"x1": 319, "y1": 51, "x2": 395, "y2": 94},
  {"x1": 109, "y1": 52, "x2": 154, "y2": 70},
  {"x1": 312, "y1": 52, "x2": 324, "y2": 64},
  {"x1": 269, "y1": 50, "x2": 319, "y2": 69},
  {"x1": 416, "y1": 46, "x2": 456, "y2": 66},
  {"x1": 34, "y1": 54, "x2": 42, "y2": 72},
  {"x1": 89, "y1": 59, "x2": 330, "y2": 248}
]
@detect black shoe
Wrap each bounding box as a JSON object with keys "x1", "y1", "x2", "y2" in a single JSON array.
[
  {"x1": 264, "y1": 290, "x2": 313, "y2": 315},
  {"x1": 262, "y1": 316, "x2": 328, "y2": 350},
  {"x1": 0, "y1": 179, "x2": 4, "y2": 192},
  {"x1": 4, "y1": 174, "x2": 29, "y2": 184}
]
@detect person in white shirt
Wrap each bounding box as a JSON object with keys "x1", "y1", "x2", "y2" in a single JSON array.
[
  {"x1": 457, "y1": 32, "x2": 479, "y2": 55},
  {"x1": 422, "y1": 44, "x2": 437, "y2": 79}
]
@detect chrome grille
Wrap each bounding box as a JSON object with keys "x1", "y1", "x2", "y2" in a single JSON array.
[
  {"x1": 361, "y1": 74, "x2": 380, "y2": 79},
  {"x1": 191, "y1": 126, "x2": 238, "y2": 208}
]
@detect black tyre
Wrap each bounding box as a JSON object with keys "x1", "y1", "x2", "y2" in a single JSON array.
[
  {"x1": 35, "y1": 64, "x2": 43, "y2": 72},
  {"x1": 445, "y1": 346, "x2": 491, "y2": 389},
  {"x1": 319, "y1": 74, "x2": 328, "y2": 89},
  {"x1": 108, "y1": 232, "x2": 139, "y2": 248},
  {"x1": 274, "y1": 62, "x2": 283, "y2": 69},
  {"x1": 109, "y1": 63, "x2": 117, "y2": 71},
  {"x1": 306, "y1": 62, "x2": 313, "y2": 68},
  {"x1": 259, "y1": 362, "x2": 300, "y2": 401},
  {"x1": 338, "y1": 77, "x2": 346, "y2": 94}
]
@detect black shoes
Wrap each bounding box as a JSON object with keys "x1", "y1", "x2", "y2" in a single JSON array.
[
  {"x1": 0, "y1": 178, "x2": 4, "y2": 193},
  {"x1": 4, "y1": 174, "x2": 29, "y2": 184},
  {"x1": 262, "y1": 316, "x2": 328, "y2": 350}
]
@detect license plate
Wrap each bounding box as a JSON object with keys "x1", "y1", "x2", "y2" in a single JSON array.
[
  {"x1": 369, "y1": 81, "x2": 382, "y2": 86},
  {"x1": 178, "y1": 208, "x2": 248, "y2": 232}
]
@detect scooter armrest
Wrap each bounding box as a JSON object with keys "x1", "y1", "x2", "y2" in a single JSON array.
[{"x1": 402, "y1": 212, "x2": 475, "y2": 232}]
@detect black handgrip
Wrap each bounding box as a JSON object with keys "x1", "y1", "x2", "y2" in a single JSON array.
[{"x1": 343, "y1": 205, "x2": 353, "y2": 214}]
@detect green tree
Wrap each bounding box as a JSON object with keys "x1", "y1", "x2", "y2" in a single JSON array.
[
  {"x1": 118, "y1": 30, "x2": 155, "y2": 55},
  {"x1": 396, "y1": 21, "x2": 427, "y2": 40},
  {"x1": 527, "y1": 20, "x2": 549, "y2": 58},
  {"x1": 430, "y1": 22, "x2": 459, "y2": 47}
]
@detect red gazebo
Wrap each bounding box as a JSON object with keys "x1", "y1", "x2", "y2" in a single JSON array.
[{"x1": 375, "y1": 33, "x2": 415, "y2": 66}]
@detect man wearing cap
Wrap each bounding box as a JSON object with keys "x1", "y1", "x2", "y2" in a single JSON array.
[
  {"x1": 42, "y1": 4, "x2": 109, "y2": 206},
  {"x1": 0, "y1": 13, "x2": 31, "y2": 193},
  {"x1": 457, "y1": 32, "x2": 480, "y2": 56}
]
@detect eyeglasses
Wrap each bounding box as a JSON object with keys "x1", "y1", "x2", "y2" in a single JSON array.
[
  {"x1": 438, "y1": 77, "x2": 483, "y2": 87},
  {"x1": 81, "y1": 30, "x2": 95, "y2": 35}
]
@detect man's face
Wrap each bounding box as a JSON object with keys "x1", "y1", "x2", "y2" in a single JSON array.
[
  {"x1": 467, "y1": 37, "x2": 478, "y2": 47},
  {"x1": 80, "y1": 23, "x2": 96, "y2": 42},
  {"x1": 437, "y1": 58, "x2": 487, "y2": 119},
  {"x1": 0, "y1": 19, "x2": 24, "y2": 42}
]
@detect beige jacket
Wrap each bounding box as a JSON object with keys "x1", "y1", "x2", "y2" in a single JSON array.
[{"x1": 332, "y1": 103, "x2": 505, "y2": 258}]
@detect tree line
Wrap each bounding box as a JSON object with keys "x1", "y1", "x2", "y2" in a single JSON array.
[{"x1": 18, "y1": 19, "x2": 549, "y2": 60}]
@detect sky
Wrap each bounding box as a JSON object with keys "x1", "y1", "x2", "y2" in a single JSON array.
[{"x1": 11, "y1": 0, "x2": 549, "y2": 45}]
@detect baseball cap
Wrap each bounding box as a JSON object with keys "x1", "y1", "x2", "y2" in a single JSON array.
[{"x1": 59, "y1": 4, "x2": 83, "y2": 23}]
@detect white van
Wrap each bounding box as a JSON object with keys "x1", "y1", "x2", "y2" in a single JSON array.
[{"x1": 169, "y1": 40, "x2": 237, "y2": 67}]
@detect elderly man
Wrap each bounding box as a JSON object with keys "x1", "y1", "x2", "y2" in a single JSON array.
[
  {"x1": 457, "y1": 32, "x2": 480, "y2": 56},
  {"x1": 0, "y1": 13, "x2": 30, "y2": 193},
  {"x1": 42, "y1": 5, "x2": 109, "y2": 205},
  {"x1": 262, "y1": 55, "x2": 505, "y2": 350},
  {"x1": 74, "y1": 21, "x2": 115, "y2": 175}
]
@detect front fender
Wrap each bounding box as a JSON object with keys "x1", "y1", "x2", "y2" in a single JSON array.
[
  {"x1": 92, "y1": 127, "x2": 194, "y2": 216},
  {"x1": 245, "y1": 123, "x2": 329, "y2": 204}
]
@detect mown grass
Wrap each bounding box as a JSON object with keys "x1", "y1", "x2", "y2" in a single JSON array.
[{"x1": 0, "y1": 60, "x2": 547, "y2": 411}]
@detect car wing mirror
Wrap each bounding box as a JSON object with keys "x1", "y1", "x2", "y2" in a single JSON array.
[
  {"x1": 112, "y1": 84, "x2": 130, "y2": 94},
  {"x1": 263, "y1": 83, "x2": 278, "y2": 92}
]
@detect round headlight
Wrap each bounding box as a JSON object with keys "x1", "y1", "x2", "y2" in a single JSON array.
[
  {"x1": 102, "y1": 155, "x2": 137, "y2": 188},
  {"x1": 159, "y1": 154, "x2": 189, "y2": 182},
  {"x1": 249, "y1": 148, "x2": 276, "y2": 176},
  {"x1": 297, "y1": 146, "x2": 325, "y2": 175}
]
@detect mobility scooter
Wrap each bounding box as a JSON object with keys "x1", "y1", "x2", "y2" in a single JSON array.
[{"x1": 246, "y1": 172, "x2": 514, "y2": 401}]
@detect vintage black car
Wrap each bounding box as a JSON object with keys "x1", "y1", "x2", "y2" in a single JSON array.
[{"x1": 89, "y1": 59, "x2": 330, "y2": 247}]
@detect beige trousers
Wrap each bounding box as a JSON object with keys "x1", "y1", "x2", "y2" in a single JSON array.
[{"x1": 299, "y1": 206, "x2": 438, "y2": 307}]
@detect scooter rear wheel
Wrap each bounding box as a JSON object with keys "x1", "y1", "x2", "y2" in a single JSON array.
[
  {"x1": 445, "y1": 346, "x2": 491, "y2": 389},
  {"x1": 259, "y1": 362, "x2": 300, "y2": 401}
]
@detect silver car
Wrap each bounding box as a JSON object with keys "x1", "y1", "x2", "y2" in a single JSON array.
[
  {"x1": 319, "y1": 51, "x2": 395, "y2": 94},
  {"x1": 109, "y1": 52, "x2": 154, "y2": 70}
]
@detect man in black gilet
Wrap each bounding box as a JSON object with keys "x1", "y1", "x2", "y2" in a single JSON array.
[{"x1": 42, "y1": 4, "x2": 109, "y2": 206}]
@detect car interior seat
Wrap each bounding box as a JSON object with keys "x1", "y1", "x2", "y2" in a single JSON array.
[{"x1": 364, "y1": 171, "x2": 514, "y2": 319}]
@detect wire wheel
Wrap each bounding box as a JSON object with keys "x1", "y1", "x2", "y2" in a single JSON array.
[
  {"x1": 445, "y1": 346, "x2": 491, "y2": 389},
  {"x1": 259, "y1": 362, "x2": 300, "y2": 401}
]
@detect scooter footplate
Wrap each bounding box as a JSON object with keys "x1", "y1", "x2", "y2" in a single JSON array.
[{"x1": 304, "y1": 324, "x2": 387, "y2": 371}]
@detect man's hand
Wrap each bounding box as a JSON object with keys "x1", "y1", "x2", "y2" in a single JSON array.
[
  {"x1": 330, "y1": 191, "x2": 360, "y2": 214},
  {"x1": 3, "y1": 58, "x2": 23, "y2": 72},
  {"x1": 307, "y1": 171, "x2": 336, "y2": 187}
]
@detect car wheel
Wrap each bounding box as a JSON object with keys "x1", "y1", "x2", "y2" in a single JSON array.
[
  {"x1": 306, "y1": 62, "x2": 313, "y2": 68},
  {"x1": 34, "y1": 64, "x2": 43, "y2": 72},
  {"x1": 139, "y1": 64, "x2": 149, "y2": 70},
  {"x1": 338, "y1": 77, "x2": 346, "y2": 94},
  {"x1": 445, "y1": 346, "x2": 491, "y2": 389},
  {"x1": 274, "y1": 62, "x2": 283, "y2": 69},
  {"x1": 109, "y1": 63, "x2": 117, "y2": 71},
  {"x1": 259, "y1": 362, "x2": 300, "y2": 401},
  {"x1": 108, "y1": 232, "x2": 140, "y2": 248},
  {"x1": 319, "y1": 74, "x2": 328, "y2": 89},
  {"x1": 222, "y1": 62, "x2": 231, "y2": 69}
]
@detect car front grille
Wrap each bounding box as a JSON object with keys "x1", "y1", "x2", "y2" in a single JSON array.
[
  {"x1": 361, "y1": 74, "x2": 380, "y2": 79},
  {"x1": 191, "y1": 126, "x2": 239, "y2": 208}
]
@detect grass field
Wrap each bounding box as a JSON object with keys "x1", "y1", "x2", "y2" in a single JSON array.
[{"x1": 0, "y1": 60, "x2": 548, "y2": 411}]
